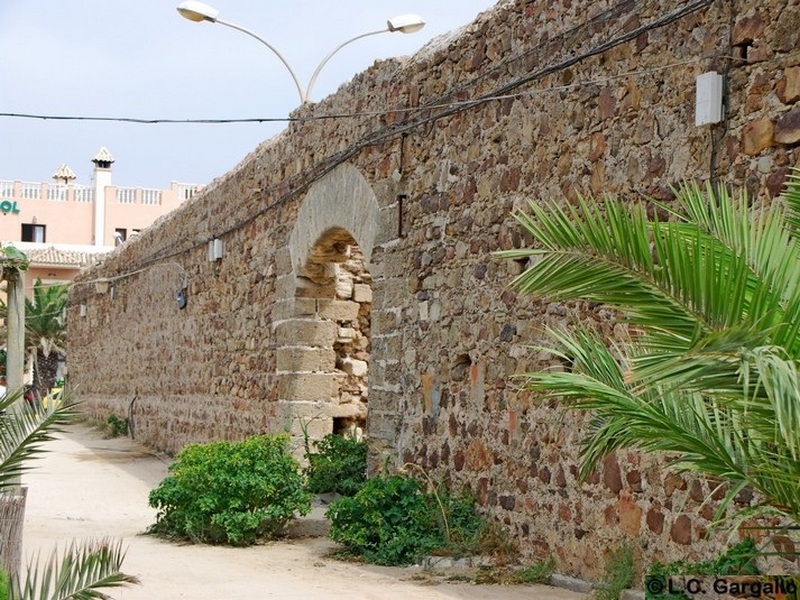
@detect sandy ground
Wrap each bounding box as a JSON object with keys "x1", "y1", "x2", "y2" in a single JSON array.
[{"x1": 19, "y1": 423, "x2": 587, "y2": 599}]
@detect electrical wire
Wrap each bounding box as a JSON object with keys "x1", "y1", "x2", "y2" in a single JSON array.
[{"x1": 57, "y1": 0, "x2": 720, "y2": 286}]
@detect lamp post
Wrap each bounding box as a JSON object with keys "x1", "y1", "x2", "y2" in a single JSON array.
[{"x1": 176, "y1": 1, "x2": 425, "y2": 104}]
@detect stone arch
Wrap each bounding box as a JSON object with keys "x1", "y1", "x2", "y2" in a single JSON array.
[
  {"x1": 275, "y1": 164, "x2": 378, "y2": 453},
  {"x1": 288, "y1": 163, "x2": 379, "y2": 277}
]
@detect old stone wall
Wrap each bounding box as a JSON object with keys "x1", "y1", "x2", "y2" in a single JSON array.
[{"x1": 67, "y1": 0, "x2": 800, "y2": 580}]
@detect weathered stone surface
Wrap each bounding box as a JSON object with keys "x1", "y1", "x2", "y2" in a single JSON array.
[
  {"x1": 742, "y1": 118, "x2": 774, "y2": 155},
  {"x1": 276, "y1": 347, "x2": 336, "y2": 372},
  {"x1": 670, "y1": 515, "x2": 692, "y2": 545},
  {"x1": 603, "y1": 453, "x2": 623, "y2": 494},
  {"x1": 317, "y1": 299, "x2": 360, "y2": 322},
  {"x1": 647, "y1": 507, "x2": 665, "y2": 534},
  {"x1": 341, "y1": 358, "x2": 368, "y2": 377},
  {"x1": 777, "y1": 67, "x2": 800, "y2": 105},
  {"x1": 775, "y1": 108, "x2": 800, "y2": 145},
  {"x1": 618, "y1": 496, "x2": 642, "y2": 536},
  {"x1": 732, "y1": 13, "x2": 765, "y2": 46}
]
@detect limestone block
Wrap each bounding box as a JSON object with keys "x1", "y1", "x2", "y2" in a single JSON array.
[
  {"x1": 276, "y1": 347, "x2": 336, "y2": 372},
  {"x1": 274, "y1": 274, "x2": 298, "y2": 299},
  {"x1": 775, "y1": 108, "x2": 800, "y2": 145},
  {"x1": 317, "y1": 299, "x2": 360, "y2": 322},
  {"x1": 341, "y1": 357, "x2": 368, "y2": 377},
  {"x1": 274, "y1": 247, "x2": 293, "y2": 275},
  {"x1": 742, "y1": 118, "x2": 774, "y2": 155},
  {"x1": 335, "y1": 277, "x2": 353, "y2": 299},
  {"x1": 277, "y1": 372, "x2": 337, "y2": 402},
  {"x1": 353, "y1": 283, "x2": 372, "y2": 303},
  {"x1": 329, "y1": 403, "x2": 367, "y2": 419},
  {"x1": 337, "y1": 327, "x2": 356, "y2": 343},
  {"x1": 272, "y1": 298, "x2": 316, "y2": 321},
  {"x1": 274, "y1": 319, "x2": 335, "y2": 347}
]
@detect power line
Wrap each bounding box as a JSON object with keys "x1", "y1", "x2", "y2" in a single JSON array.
[{"x1": 74, "y1": 0, "x2": 719, "y2": 281}]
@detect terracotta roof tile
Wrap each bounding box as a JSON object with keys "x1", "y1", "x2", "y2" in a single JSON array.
[{"x1": 26, "y1": 246, "x2": 108, "y2": 267}]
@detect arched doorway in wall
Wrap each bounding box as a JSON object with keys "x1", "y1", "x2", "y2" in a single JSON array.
[
  {"x1": 297, "y1": 227, "x2": 371, "y2": 438},
  {"x1": 277, "y1": 163, "x2": 380, "y2": 449}
]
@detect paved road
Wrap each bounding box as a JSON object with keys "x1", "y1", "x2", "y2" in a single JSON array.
[{"x1": 20, "y1": 423, "x2": 587, "y2": 599}]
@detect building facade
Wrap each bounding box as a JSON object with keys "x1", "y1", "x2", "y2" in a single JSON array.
[{"x1": 0, "y1": 147, "x2": 200, "y2": 291}]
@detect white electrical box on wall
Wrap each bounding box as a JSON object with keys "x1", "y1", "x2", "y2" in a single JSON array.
[
  {"x1": 696, "y1": 71, "x2": 724, "y2": 126},
  {"x1": 208, "y1": 238, "x2": 224, "y2": 261}
]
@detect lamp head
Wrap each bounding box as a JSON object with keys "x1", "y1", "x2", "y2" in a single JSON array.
[
  {"x1": 387, "y1": 14, "x2": 426, "y2": 34},
  {"x1": 176, "y1": 1, "x2": 219, "y2": 23}
]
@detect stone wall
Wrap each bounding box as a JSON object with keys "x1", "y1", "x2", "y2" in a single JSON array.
[{"x1": 67, "y1": 0, "x2": 800, "y2": 580}]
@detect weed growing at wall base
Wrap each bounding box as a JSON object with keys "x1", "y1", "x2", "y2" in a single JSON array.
[
  {"x1": 304, "y1": 433, "x2": 366, "y2": 497},
  {"x1": 326, "y1": 473, "x2": 488, "y2": 566},
  {"x1": 106, "y1": 414, "x2": 129, "y2": 438}
]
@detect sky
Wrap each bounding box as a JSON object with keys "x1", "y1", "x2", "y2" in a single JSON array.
[{"x1": 0, "y1": 1, "x2": 498, "y2": 190}]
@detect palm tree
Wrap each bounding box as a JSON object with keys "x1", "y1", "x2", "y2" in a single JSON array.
[
  {"x1": 24, "y1": 280, "x2": 68, "y2": 399},
  {"x1": 499, "y1": 170, "x2": 800, "y2": 528},
  {"x1": 0, "y1": 390, "x2": 139, "y2": 598}
]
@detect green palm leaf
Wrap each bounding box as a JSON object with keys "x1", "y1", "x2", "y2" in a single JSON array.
[
  {"x1": 0, "y1": 390, "x2": 76, "y2": 491},
  {"x1": 504, "y1": 170, "x2": 800, "y2": 528},
  {"x1": 10, "y1": 539, "x2": 140, "y2": 600}
]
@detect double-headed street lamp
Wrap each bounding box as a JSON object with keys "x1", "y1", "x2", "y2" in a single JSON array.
[{"x1": 176, "y1": 1, "x2": 426, "y2": 105}]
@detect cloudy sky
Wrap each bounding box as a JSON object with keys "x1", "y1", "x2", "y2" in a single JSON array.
[{"x1": 0, "y1": 0, "x2": 497, "y2": 189}]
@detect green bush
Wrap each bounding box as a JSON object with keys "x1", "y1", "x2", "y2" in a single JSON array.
[
  {"x1": 326, "y1": 473, "x2": 489, "y2": 566},
  {"x1": 304, "y1": 433, "x2": 366, "y2": 497},
  {"x1": 327, "y1": 475, "x2": 441, "y2": 565},
  {"x1": 0, "y1": 568, "x2": 7, "y2": 600},
  {"x1": 148, "y1": 434, "x2": 311, "y2": 545}
]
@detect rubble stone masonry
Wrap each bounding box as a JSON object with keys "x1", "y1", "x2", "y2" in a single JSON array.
[{"x1": 68, "y1": 0, "x2": 800, "y2": 580}]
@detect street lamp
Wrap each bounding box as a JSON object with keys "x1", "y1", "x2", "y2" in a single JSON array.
[{"x1": 176, "y1": 1, "x2": 425, "y2": 104}]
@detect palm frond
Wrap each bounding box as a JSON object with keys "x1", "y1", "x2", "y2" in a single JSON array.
[
  {"x1": 781, "y1": 169, "x2": 800, "y2": 239},
  {"x1": 0, "y1": 390, "x2": 77, "y2": 491},
  {"x1": 505, "y1": 175, "x2": 800, "y2": 528},
  {"x1": 11, "y1": 538, "x2": 140, "y2": 600}
]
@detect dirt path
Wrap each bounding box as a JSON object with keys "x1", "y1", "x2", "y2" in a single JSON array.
[{"x1": 20, "y1": 423, "x2": 587, "y2": 599}]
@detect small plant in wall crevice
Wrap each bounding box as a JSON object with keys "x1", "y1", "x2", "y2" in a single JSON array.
[{"x1": 106, "y1": 414, "x2": 129, "y2": 438}]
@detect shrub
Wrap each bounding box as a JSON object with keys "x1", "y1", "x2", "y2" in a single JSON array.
[
  {"x1": 304, "y1": 433, "x2": 366, "y2": 497},
  {"x1": 326, "y1": 473, "x2": 490, "y2": 566},
  {"x1": 148, "y1": 434, "x2": 311, "y2": 545},
  {"x1": 327, "y1": 475, "x2": 441, "y2": 565},
  {"x1": 435, "y1": 487, "x2": 486, "y2": 556}
]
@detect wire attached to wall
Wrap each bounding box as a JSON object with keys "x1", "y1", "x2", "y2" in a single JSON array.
[{"x1": 56, "y1": 0, "x2": 722, "y2": 286}]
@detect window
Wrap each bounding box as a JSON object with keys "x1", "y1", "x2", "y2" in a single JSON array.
[
  {"x1": 114, "y1": 228, "x2": 127, "y2": 245},
  {"x1": 21, "y1": 223, "x2": 45, "y2": 243}
]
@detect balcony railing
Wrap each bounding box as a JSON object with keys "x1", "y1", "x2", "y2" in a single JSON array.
[
  {"x1": 176, "y1": 183, "x2": 200, "y2": 201},
  {"x1": 20, "y1": 183, "x2": 41, "y2": 200},
  {"x1": 74, "y1": 186, "x2": 93, "y2": 203},
  {"x1": 141, "y1": 189, "x2": 162, "y2": 205},
  {"x1": 0, "y1": 180, "x2": 200, "y2": 206},
  {"x1": 116, "y1": 188, "x2": 137, "y2": 204},
  {"x1": 47, "y1": 186, "x2": 68, "y2": 201}
]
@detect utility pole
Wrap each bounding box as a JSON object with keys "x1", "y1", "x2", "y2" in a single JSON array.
[
  {"x1": 0, "y1": 264, "x2": 26, "y2": 578},
  {"x1": 6, "y1": 267, "x2": 25, "y2": 393}
]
